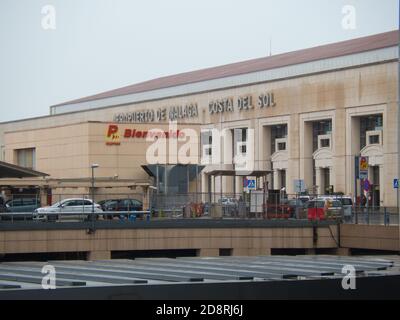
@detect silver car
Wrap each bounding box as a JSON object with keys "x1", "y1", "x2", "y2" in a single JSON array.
[{"x1": 33, "y1": 198, "x2": 103, "y2": 222}]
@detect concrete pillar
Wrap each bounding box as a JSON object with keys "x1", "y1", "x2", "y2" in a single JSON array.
[
  {"x1": 379, "y1": 165, "x2": 384, "y2": 207},
  {"x1": 334, "y1": 248, "x2": 351, "y2": 256},
  {"x1": 301, "y1": 121, "x2": 314, "y2": 191},
  {"x1": 197, "y1": 248, "x2": 219, "y2": 257},
  {"x1": 316, "y1": 167, "x2": 322, "y2": 195},
  {"x1": 273, "y1": 169, "x2": 279, "y2": 190},
  {"x1": 306, "y1": 249, "x2": 317, "y2": 255},
  {"x1": 39, "y1": 187, "x2": 49, "y2": 207},
  {"x1": 87, "y1": 250, "x2": 111, "y2": 261},
  {"x1": 142, "y1": 186, "x2": 150, "y2": 210},
  {"x1": 329, "y1": 167, "x2": 335, "y2": 193}
]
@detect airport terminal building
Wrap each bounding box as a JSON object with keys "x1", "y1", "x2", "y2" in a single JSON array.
[{"x1": 0, "y1": 30, "x2": 398, "y2": 207}]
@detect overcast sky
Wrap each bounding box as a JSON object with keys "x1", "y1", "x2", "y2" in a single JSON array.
[{"x1": 0, "y1": 0, "x2": 398, "y2": 122}]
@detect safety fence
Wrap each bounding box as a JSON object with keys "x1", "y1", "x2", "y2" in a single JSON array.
[{"x1": 0, "y1": 192, "x2": 398, "y2": 225}]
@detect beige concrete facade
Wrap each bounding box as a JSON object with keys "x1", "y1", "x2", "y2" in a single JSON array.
[
  {"x1": 0, "y1": 54, "x2": 398, "y2": 206},
  {"x1": 340, "y1": 224, "x2": 400, "y2": 251},
  {"x1": 0, "y1": 226, "x2": 339, "y2": 260}
]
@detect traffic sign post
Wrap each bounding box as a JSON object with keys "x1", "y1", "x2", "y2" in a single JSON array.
[
  {"x1": 293, "y1": 180, "x2": 306, "y2": 219},
  {"x1": 359, "y1": 156, "x2": 369, "y2": 180},
  {"x1": 395, "y1": 179, "x2": 399, "y2": 218}
]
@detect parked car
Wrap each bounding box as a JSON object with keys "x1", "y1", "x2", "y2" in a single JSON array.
[
  {"x1": 0, "y1": 198, "x2": 41, "y2": 221},
  {"x1": 298, "y1": 195, "x2": 312, "y2": 204},
  {"x1": 287, "y1": 199, "x2": 308, "y2": 218},
  {"x1": 5, "y1": 198, "x2": 41, "y2": 213},
  {"x1": 306, "y1": 199, "x2": 326, "y2": 220},
  {"x1": 33, "y1": 198, "x2": 103, "y2": 222},
  {"x1": 100, "y1": 199, "x2": 143, "y2": 219},
  {"x1": 335, "y1": 196, "x2": 353, "y2": 219},
  {"x1": 307, "y1": 198, "x2": 343, "y2": 221}
]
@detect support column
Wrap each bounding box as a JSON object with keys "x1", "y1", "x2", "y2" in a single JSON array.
[
  {"x1": 334, "y1": 248, "x2": 351, "y2": 256},
  {"x1": 316, "y1": 167, "x2": 322, "y2": 195},
  {"x1": 197, "y1": 248, "x2": 219, "y2": 257},
  {"x1": 329, "y1": 166, "x2": 335, "y2": 193},
  {"x1": 379, "y1": 165, "x2": 384, "y2": 207},
  {"x1": 142, "y1": 186, "x2": 150, "y2": 211},
  {"x1": 87, "y1": 250, "x2": 111, "y2": 261},
  {"x1": 39, "y1": 187, "x2": 48, "y2": 207},
  {"x1": 306, "y1": 249, "x2": 316, "y2": 255},
  {"x1": 273, "y1": 169, "x2": 279, "y2": 190}
]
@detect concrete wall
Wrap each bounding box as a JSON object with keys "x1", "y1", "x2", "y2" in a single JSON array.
[
  {"x1": 0, "y1": 225, "x2": 339, "y2": 260},
  {"x1": 340, "y1": 224, "x2": 400, "y2": 251}
]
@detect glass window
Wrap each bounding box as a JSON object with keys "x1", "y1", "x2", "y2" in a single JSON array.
[
  {"x1": 369, "y1": 135, "x2": 380, "y2": 145},
  {"x1": 167, "y1": 165, "x2": 189, "y2": 194},
  {"x1": 278, "y1": 142, "x2": 286, "y2": 151},
  {"x1": 323, "y1": 168, "x2": 330, "y2": 194},
  {"x1": 63, "y1": 201, "x2": 75, "y2": 207},
  {"x1": 132, "y1": 200, "x2": 142, "y2": 207},
  {"x1": 308, "y1": 201, "x2": 325, "y2": 208},
  {"x1": 106, "y1": 200, "x2": 118, "y2": 209},
  {"x1": 340, "y1": 198, "x2": 353, "y2": 206},
  {"x1": 271, "y1": 125, "x2": 287, "y2": 154},
  {"x1": 332, "y1": 200, "x2": 342, "y2": 207},
  {"x1": 312, "y1": 121, "x2": 332, "y2": 152},
  {"x1": 360, "y1": 114, "x2": 383, "y2": 149},
  {"x1": 16, "y1": 148, "x2": 36, "y2": 169},
  {"x1": 9, "y1": 199, "x2": 23, "y2": 207},
  {"x1": 233, "y1": 128, "x2": 248, "y2": 156},
  {"x1": 83, "y1": 200, "x2": 92, "y2": 206},
  {"x1": 201, "y1": 131, "x2": 213, "y2": 157},
  {"x1": 280, "y1": 170, "x2": 286, "y2": 189},
  {"x1": 320, "y1": 139, "x2": 330, "y2": 148},
  {"x1": 22, "y1": 198, "x2": 35, "y2": 206}
]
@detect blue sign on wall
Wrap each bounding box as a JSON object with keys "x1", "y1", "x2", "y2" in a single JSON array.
[
  {"x1": 394, "y1": 179, "x2": 399, "y2": 189},
  {"x1": 247, "y1": 179, "x2": 256, "y2": 190}
]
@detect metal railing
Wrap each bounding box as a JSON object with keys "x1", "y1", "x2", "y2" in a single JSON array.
[{"x1": 0, "y1": 192, "x2": 398, "y2": 226}]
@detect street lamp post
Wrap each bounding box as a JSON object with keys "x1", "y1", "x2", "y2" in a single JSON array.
[{"x1": 91, "y1": 164, "x2": 99, "y2": 232}]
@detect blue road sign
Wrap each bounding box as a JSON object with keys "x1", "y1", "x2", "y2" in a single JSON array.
[
  {"x1": 247, "y1": 179, "x2": 256, "y2": 190},
  {"x1": 364, "y1": 179, "x2": 371, "y2": 192},
  {"x1": 394, "y1": 179, "x2": 399, "y2": 189}
]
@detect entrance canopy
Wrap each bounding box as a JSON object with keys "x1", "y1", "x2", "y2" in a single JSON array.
[
  {"x1": 207, "y1": 170, "x2": 272, "y2": 177},
  {"x1": 0, "y1": 161, "x2": 48, "y2": 179},
  {"x1": 142, "y1": 164, "x2": 205, "y2": 194}
]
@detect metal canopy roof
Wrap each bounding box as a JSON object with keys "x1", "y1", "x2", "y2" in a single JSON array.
[
  {"x1": 0, "y1": 255, "x2": 395, "y2": 291},
  {"x1": 207, "y1": 170, "x2": 272, "y2": 177},
  {"x1": 0, "y1": 161, "x2": 48, "y2": 179}
]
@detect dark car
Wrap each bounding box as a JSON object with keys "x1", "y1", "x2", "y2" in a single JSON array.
[
  {"x1": 100, "y1": 199, "x2": 143, "y2": 219},
  {"x1": 0, "y1": 198, "x2": 40, "y2": 221},
  {"x1": 6, "y1": 198, "x2": 41, "y2": 213},
  {"x1": 287, "y1": 199, "x2": 308, "y2": 218}
]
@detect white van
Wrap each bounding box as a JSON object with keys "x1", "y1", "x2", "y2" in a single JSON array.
[{"x1": 319, "y1": 196, "x2": 353, "y2": 219}]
